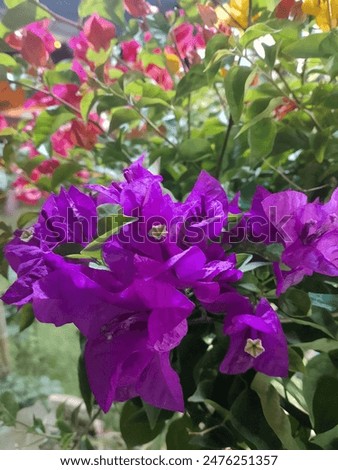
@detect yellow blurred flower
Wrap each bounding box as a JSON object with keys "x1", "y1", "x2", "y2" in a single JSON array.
[
  {"x1": 165, "y1": 52, "x2": 181, "y2": 74},
  {"x1": 302, "y1": 0, "x2": 338, "y2": 30},
  {"x1": 215, "y1": 0, "x2": 249, "y2": 30}
]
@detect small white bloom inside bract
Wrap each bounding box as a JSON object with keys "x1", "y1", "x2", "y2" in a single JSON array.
[{"x1": 244, "y1": 338, "x2": 265, "y2": 358}]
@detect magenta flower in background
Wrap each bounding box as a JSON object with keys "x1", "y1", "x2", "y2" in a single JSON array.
[
  {"x1": 5, "y1": 20, "x2": 56, "y2": 67},
  {"x1": 0, "y1": 116, "x2": 8, "y2": 131},
  {"x1": 83, "y1": 14, "x2": 116, "y2": 52},
  {"x1": 220, "y1": 296, "x2": 288, "y2": 377}
]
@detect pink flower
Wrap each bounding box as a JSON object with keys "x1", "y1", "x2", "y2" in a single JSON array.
[
  {"x1": 31, "y1": 159, "x2": 60, "y2": 182},
  {"x1": 69, "y1": 119, "x2": 102, "y2": 150},
  {"x1": 24, "y1": 91, "x2": 57, "y2": 109},
  {"x1": 172, "y1": 23, "x2": 206, "y2": 59},
  {"x1": 83, "y1": 14, "x2": 116, "y2": 52},
  {"x1": 124, "y1": 0, "x2": 153, "y2": 17},
  {"x1": 51, "y1": 124, "x2": 74, "y2": 157},
  {"x1": 144, "y1": 31, "x2": 152, "y2": 42},
  {"x1": 52, "y1": 116, "x2": 102, "y2": 156},
  {"x1": 52, "y1": 84, "x2": 82, "y2": 109},
  {"x1": 12, "y1": 176, "x2": 42, "y2": 206},
  {"x1": 198, "y1": 4, "x2": 218, "y2": 27},
  {"x1": 6, "y1": 20, "x2": 56, "y2": 67},
  {"x1": 121, "y1": 39, "x2": 141, "y2": 63},
  {"x1": 71, "y1": 60, "x2": 88, "y2": 82},
  {"x1": 274, "y1": 98, "x2": 297, "y2": 120},
  {"x1": 275, "y1": 0, "x2": 296, "y2": 18},
  {"x1": 145, "y1": 64, "x2": 174, "y2": 90},
  {"x1": 0, "y1": 116, "x2": 8, "y2": 131},
  {"x1": 69, "y1": 32, "x2": 90, "y2": 62}
]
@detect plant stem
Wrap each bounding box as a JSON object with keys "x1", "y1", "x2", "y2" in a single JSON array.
[
  {"x1": 31, "y1": 0, "x2": 82, "y2": 30},
  {"x1": 264, "y1": 160, "x2": 304, "y2": 191},
  {"x1": 187, "y1": 94, "x2": 191, "y2": 139},
  {"x1": 132, "y1": 104, "x2": 177, "y2": 148},
  {"x1": 216, "y1": 115, "x2": 234, "y2": 180},
  {"x1": 7, "y1": 79, "x2": 106, "y2": 135},
  {"x1": 248, "y1": 0, "x2": 253, "y2": 27}
]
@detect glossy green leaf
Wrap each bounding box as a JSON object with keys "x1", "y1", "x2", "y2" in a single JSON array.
[
  {"x1": 78, "y1": 0, "x2": 124, "y2": 27},
  {"x1": 178, "y1": 138, "x2": 212, "y2": 161},
  {"x1": 249, "y1": 118, "x2": 277, "y2": 159},
  {"x1": 120, "y1": 401, "x2": 165, "y2": 449},
  {"x1": 51, "y1": 162, "x2": 82, "y2": 189},
  {"x1": 224, "y1": 66, "x2": 252, "y2": 123},
  {"x1": 0, "y1": 53, "x2": 17, "y2": 67},
  {"x1": 283, "y1": 33, "x2": 329, "y2": 58},
  {"x1": 251, "y1": 373, "x2": 300, "y2": 449},
  {"x1": 33, "y1": 108, "x2": 74, "y2": 147},
  {"x1": 1, "y1": 1, "x2": 50, "y2": 31}
]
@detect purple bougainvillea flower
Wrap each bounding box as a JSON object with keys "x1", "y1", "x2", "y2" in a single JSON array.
[
  {"x1": 180, "y1": 170, "x2": 228, "y2": 244},
  {"x1": 32, "y1": 268, "x2": 193, "y2": 412},
  {"x1": 220, "y1": 296, "x2": 288, "y2": 377},
  {"x1": 1, "y1": 186, "x2": 97, "y2": 306},
  {"x1": 261, "y1": 189, "x2": 338, "y2": 294}
]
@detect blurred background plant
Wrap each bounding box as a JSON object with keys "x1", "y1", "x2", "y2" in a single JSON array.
[{"x1": 0, "y1": 0, "x2": 338, "y2": 450}]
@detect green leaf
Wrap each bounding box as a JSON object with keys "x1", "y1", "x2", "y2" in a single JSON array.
[
  {"x1": 18, "y1": 303, "x2": 35, "y2": 332},
  {"x1": 1, "y1": 1, "x2": 50, "y2": 31},
  {"x1": 142, "y1": 402, "x2": 162, "y2": 431},
  {"x1": 279, "y1": 288, "x2": 311, "y2": 317},
  {"x1": 78, "y1": 344, "x2": 93, "y2": 416},
  {"x1": 249, "y1": 118, "x2": 277, "y2": 159},
  {"x1": 251, "y1": 373, "x2": 300, "y2": 449},
  {"x1": 78, "y1": 0, "x2": 124, "y2": 27},
  {"x1": 303, "y1": 354, "x2": 338, "y2": 430},
  {"x1": 288, "y1": 347, "x2": 305, "y2": 373},
  {"x1": 175, "y1": 64, "x2": 209, "y2": 101},
  {"x1": 236, "y1": 97, "x2": 282, "y2": 137},
  {"x1": 120, "y1": 401, "x2": 165, "y2": 449},
  {"x1": 311, "y1": 425, "x2": 338, "y2": 449},
  {"x1": 0, "y1": 392, "x2": 19, "y2": 426},
  {"x1": 166, "y1": 414, "x2": 200, "y2": 450},
  {"x1": 82, "y1": 213, "x2": 136, "y2": 253},
  {"x1": 178, "y1": 138, "x2": 213, "y2": 161},
  {"x1": 33, "y1": 108, "x2": 74, "y2": 147},
  {"x1": 309, "y1": 293, "x2": 338, "y2": 313},
  {"x1": 292, "y1": 338, "x2": 338, "y2": 353},
  {"x1": 4, "y1": 0, "x2": 26, "y2": 6},
  {"x1": 51, "y1": 162, "x2": 82, "y2": 189},
  {"x1": 0, "y1": 53, "x2": 17, "y2": 67},
  {"x1": 44, "y1": 69, "x2": 79, "y2": 87},
  {"x1": 80, "y1": 91, "x2": 96, "y2": 122},
  {"x1": 230, "y1": 389, "x2": 282, "y2": 449},
  {"x1": 283, "y1": 33, "x2": 329, "y2": 58},
  {"x1": 240, "y1": 23, "x2": 279, "y2": 48},
  {"x1": 312, "y1": 376, "x2": 338, "y2": 433},
  {"x1": 224, "y1": 66, "x2": 252, "y2": 123},
  {"x1": 17, "y1": 211, "x2": 38, "y2": 229},
  {"x1": 109, "y1": 107, "x2": 139, "y2": 131}
]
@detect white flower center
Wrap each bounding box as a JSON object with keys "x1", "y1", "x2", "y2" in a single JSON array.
[
  {"x1": 244, "y1": 338, "x2": 265, "y2": 358},
  {"x1": 149, "y1": 224, "x2": 168, "y2": 240}
]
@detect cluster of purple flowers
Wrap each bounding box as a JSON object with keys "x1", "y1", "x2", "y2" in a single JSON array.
[{"x1": 2, "y1": 158, "x2": 337, "y2": 413}]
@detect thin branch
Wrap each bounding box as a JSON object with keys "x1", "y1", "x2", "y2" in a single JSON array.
[
  {"x1": 216, "y1": 115, "x2": 234, "y2": 180},
  {"x1": 130, "y1": 100, "x2": 177, "y2": 148},
  {"x1": 248, "y1": 0, "x2": 253, "y2": 27},
  {"x1": 7, "y1": 79, "x2": 106, "y2": 135},
  {"x1": 187, "y1": 94, "x2": 192, "y2": 139},
  {"x1": 264, "y1": 160, "x2": 304, "y2": 191},
  {"x1": 31, "y1": 0, "x2": 82, "y2": 30}
]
